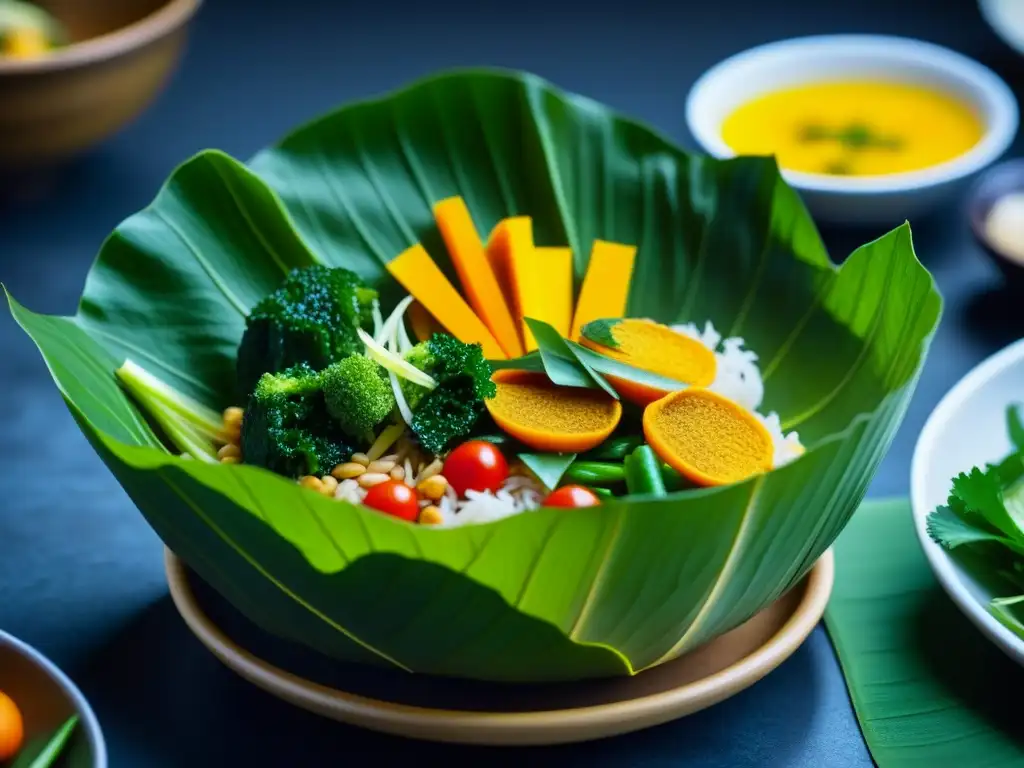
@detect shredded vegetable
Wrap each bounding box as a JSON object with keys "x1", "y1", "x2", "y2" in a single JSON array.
[{"x1": 358, "y1": 328, "x2": 437, "y2": 389}]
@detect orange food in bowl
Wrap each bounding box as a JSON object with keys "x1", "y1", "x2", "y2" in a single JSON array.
[{"x1": 0, "y1": 689, "x2": 24, "y2": 761}]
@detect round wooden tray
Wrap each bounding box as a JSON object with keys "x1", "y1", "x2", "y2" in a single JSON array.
[{"x1": 165, "y1": 548, "x2": 833, "y2": 746}]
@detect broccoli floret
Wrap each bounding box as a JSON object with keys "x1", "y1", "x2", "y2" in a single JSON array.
[
  {"x1": 236, "y1": 265, "x2": 378, "y2": 396},
  {"x1": 320, "y1": 355, "x2": 395, "y2": 441},
  {"x1": 241, "y1": 363, "x2": 351, "y2": 478},
  {"x1": 402, "y1": 333, "x2": 496, "y2": 453}
]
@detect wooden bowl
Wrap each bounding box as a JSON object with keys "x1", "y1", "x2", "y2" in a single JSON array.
[
  {"x1": 0, "y1": 0, "x2": 201, "y2": 169},
  {"x1": 0, "y1": 629, "x2": 106, "y2": 766},
  {"x1": 165, "y1": 548, "x2": 834, "y2": 746}
]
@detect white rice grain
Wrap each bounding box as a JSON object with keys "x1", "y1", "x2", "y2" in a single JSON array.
[{"x1": 436, "y1": 469, "x2": 546, "y2": 528}]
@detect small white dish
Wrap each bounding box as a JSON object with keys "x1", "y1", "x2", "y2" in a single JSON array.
[
  {"x1": 910, "y1": 338, "x2": 1024, "y2": 668},
  {"x1": 980, "y1": 0, "x2": 1024, "y2": 57},
  {"x1": 685, "y1": 35, "x2": 1019, "y2": 226}
]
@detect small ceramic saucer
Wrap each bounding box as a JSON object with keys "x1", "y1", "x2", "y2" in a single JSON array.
[{"x1": 165, "y1": 548, "x2": 833, "y2": 746}]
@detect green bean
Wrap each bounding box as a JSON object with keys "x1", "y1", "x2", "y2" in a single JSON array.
[
  {"x1": 624, "y1": 445, "x2": 667, "y2": 496},
  {"x1": 587, "y1": 486, "x2": 614, "y2": 499},
  {"x1": 582, "y1": 435, "x2": 645, "y2": 461},
  {"x1": 660, "y1": 462, "x2": 687, "y2": 492},
  {"x1": 473, "y1": 433, "x2": 512, "y2": 447},
  {"x1": 563, "y1": 461, "x2": 626, "y2": 485}
]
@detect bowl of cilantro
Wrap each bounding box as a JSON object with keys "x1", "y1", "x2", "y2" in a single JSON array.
[{"x1": 911, "y1": 337, "x2": 1024, "y2": 666}]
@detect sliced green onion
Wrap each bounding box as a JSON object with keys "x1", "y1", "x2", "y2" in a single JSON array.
[
  {"x1": 358, "y1": 328, "x2": 437, "y2": 389},
  {"x1": 115, "y1": 359, "x2": 220, "y2": 462}
]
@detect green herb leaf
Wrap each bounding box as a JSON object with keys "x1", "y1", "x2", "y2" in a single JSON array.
[
  {"x1": 1008, "y1": 404, "x2": 1024, "y2": 453},
  {"x1": 568, "y1": 341, "x2": 688, "y2": 394},
  {"x1": 927, "y1": 505, "x2": 1023, "y2": 552},
  {"x1": 988, "y1": 594, "x2": 1024, "y2": 640},
  {"x1": 579, "y1": 319, "x2": 621, "y2": 349},
  {"x1": 521, "y1": 318, "x2": 599, "y2": 390},
  {"x1": 487, "y1": 350, "x2": 545, "y2": 373},
  {"x1": 519, "y1": 452, "x2": 577, "y2": 490},
  {"x1": 11, "y1": 714, "x2": 78, "y2": 768},
  {"x1": 525, "y1": 318, "x2": 618, "y2": 398},
  {"x1": 951, "y1": 466, "x2": 1024, "y2": 544}
]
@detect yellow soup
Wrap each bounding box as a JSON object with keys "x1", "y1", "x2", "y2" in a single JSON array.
[{"x1": 720, "y1": 80, "x2": 984, "y2": 177}]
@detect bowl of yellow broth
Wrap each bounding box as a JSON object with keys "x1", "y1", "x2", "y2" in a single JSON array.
[{"x1": 686, "y1": 35, "x2": 1018, "y2": 226}]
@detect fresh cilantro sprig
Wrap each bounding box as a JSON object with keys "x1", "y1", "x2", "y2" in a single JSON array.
[{"x1": 927, "y1": 404, "x2": 1024, "y2": 637}]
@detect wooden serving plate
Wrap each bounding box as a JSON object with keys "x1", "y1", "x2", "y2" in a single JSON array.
[{"x1": 165, "y1": 548, "x2": 833, "y2": 746}]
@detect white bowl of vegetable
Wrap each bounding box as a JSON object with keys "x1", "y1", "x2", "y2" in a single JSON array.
[{"x1": 911, "y1": 338, "x2": 1024, "y2": 666}]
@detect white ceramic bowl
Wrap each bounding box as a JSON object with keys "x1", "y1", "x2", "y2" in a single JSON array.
[
  {"x1": 980, "y1": 0, "x2": 1024, "y2": 57},
  {"x1": 685, "y1": 35, "x2": 1019, "y2": 226},
  {"x1": 911, "y1": 338, "x2": 1024, "y2": 667}
]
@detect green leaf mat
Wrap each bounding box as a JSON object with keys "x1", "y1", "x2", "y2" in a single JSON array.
[{"x1": 826, "y1": 498, "x2": 1024, "y2": 766}]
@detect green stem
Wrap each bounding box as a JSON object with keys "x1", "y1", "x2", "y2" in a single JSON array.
[{"x1": 116, "y1": 359, "x2": 221, "y2": 462}]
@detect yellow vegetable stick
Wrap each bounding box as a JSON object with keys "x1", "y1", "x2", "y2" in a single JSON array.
[
  {"x1": 487, "y1": 217, "x2": 534, "y2": 350},
  {"x1": 386, "y1": 244, "x2": 506, "y2": 359},
  {"x1": 532, "y1": 246, "x2": 574, "y2": 339},
  {"x1": 570, "y1": 240, "x2": 638, "y2": 341},
  {"x1": 433, "y1": 197, "x2": 524, "y2": 358}
]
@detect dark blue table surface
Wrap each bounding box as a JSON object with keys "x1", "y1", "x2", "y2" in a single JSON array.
[{"x1": 3, "y1": 1, "x2": 1024, "y2": 765}]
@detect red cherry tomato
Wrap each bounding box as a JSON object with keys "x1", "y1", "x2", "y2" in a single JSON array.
[
  {"x1": 363, "y1": 480, "x2": 419, "y2": 521},
  {"x1": 443, "y1": 440, "x2": 510, "y2": 496},
  {"x1": 543, "y1": 485, "x2": 601, "y2": 509}
]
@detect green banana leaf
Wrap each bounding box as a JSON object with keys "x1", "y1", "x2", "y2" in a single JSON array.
[{"x1": 6, "y1": 69, "x2": 942, "y2": 682}]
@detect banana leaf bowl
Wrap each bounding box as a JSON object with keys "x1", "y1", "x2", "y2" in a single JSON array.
[{"x1": 6, "y1": 69, "x2": 942, "y2": 684}]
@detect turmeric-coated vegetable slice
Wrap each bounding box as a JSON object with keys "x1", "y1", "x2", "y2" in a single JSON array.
[
  {"x1": 580, "y1": 318, "x2": 716, "y2": 405},
  {"x1": 386, "y1": 243, "x2": 506, "y2": 359},
  {"x1": 643, "y1": 388, "x2": 774, "y2": 487},
  {"x1": 434, "y1": 197, "x2": 524, "y2": 358},
  {"x1": 570, "y1": 240, "x2": 637, "y2": 341},
  {"x1": 486, "y1": 369, "x2": 622, "y2": 453}
]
